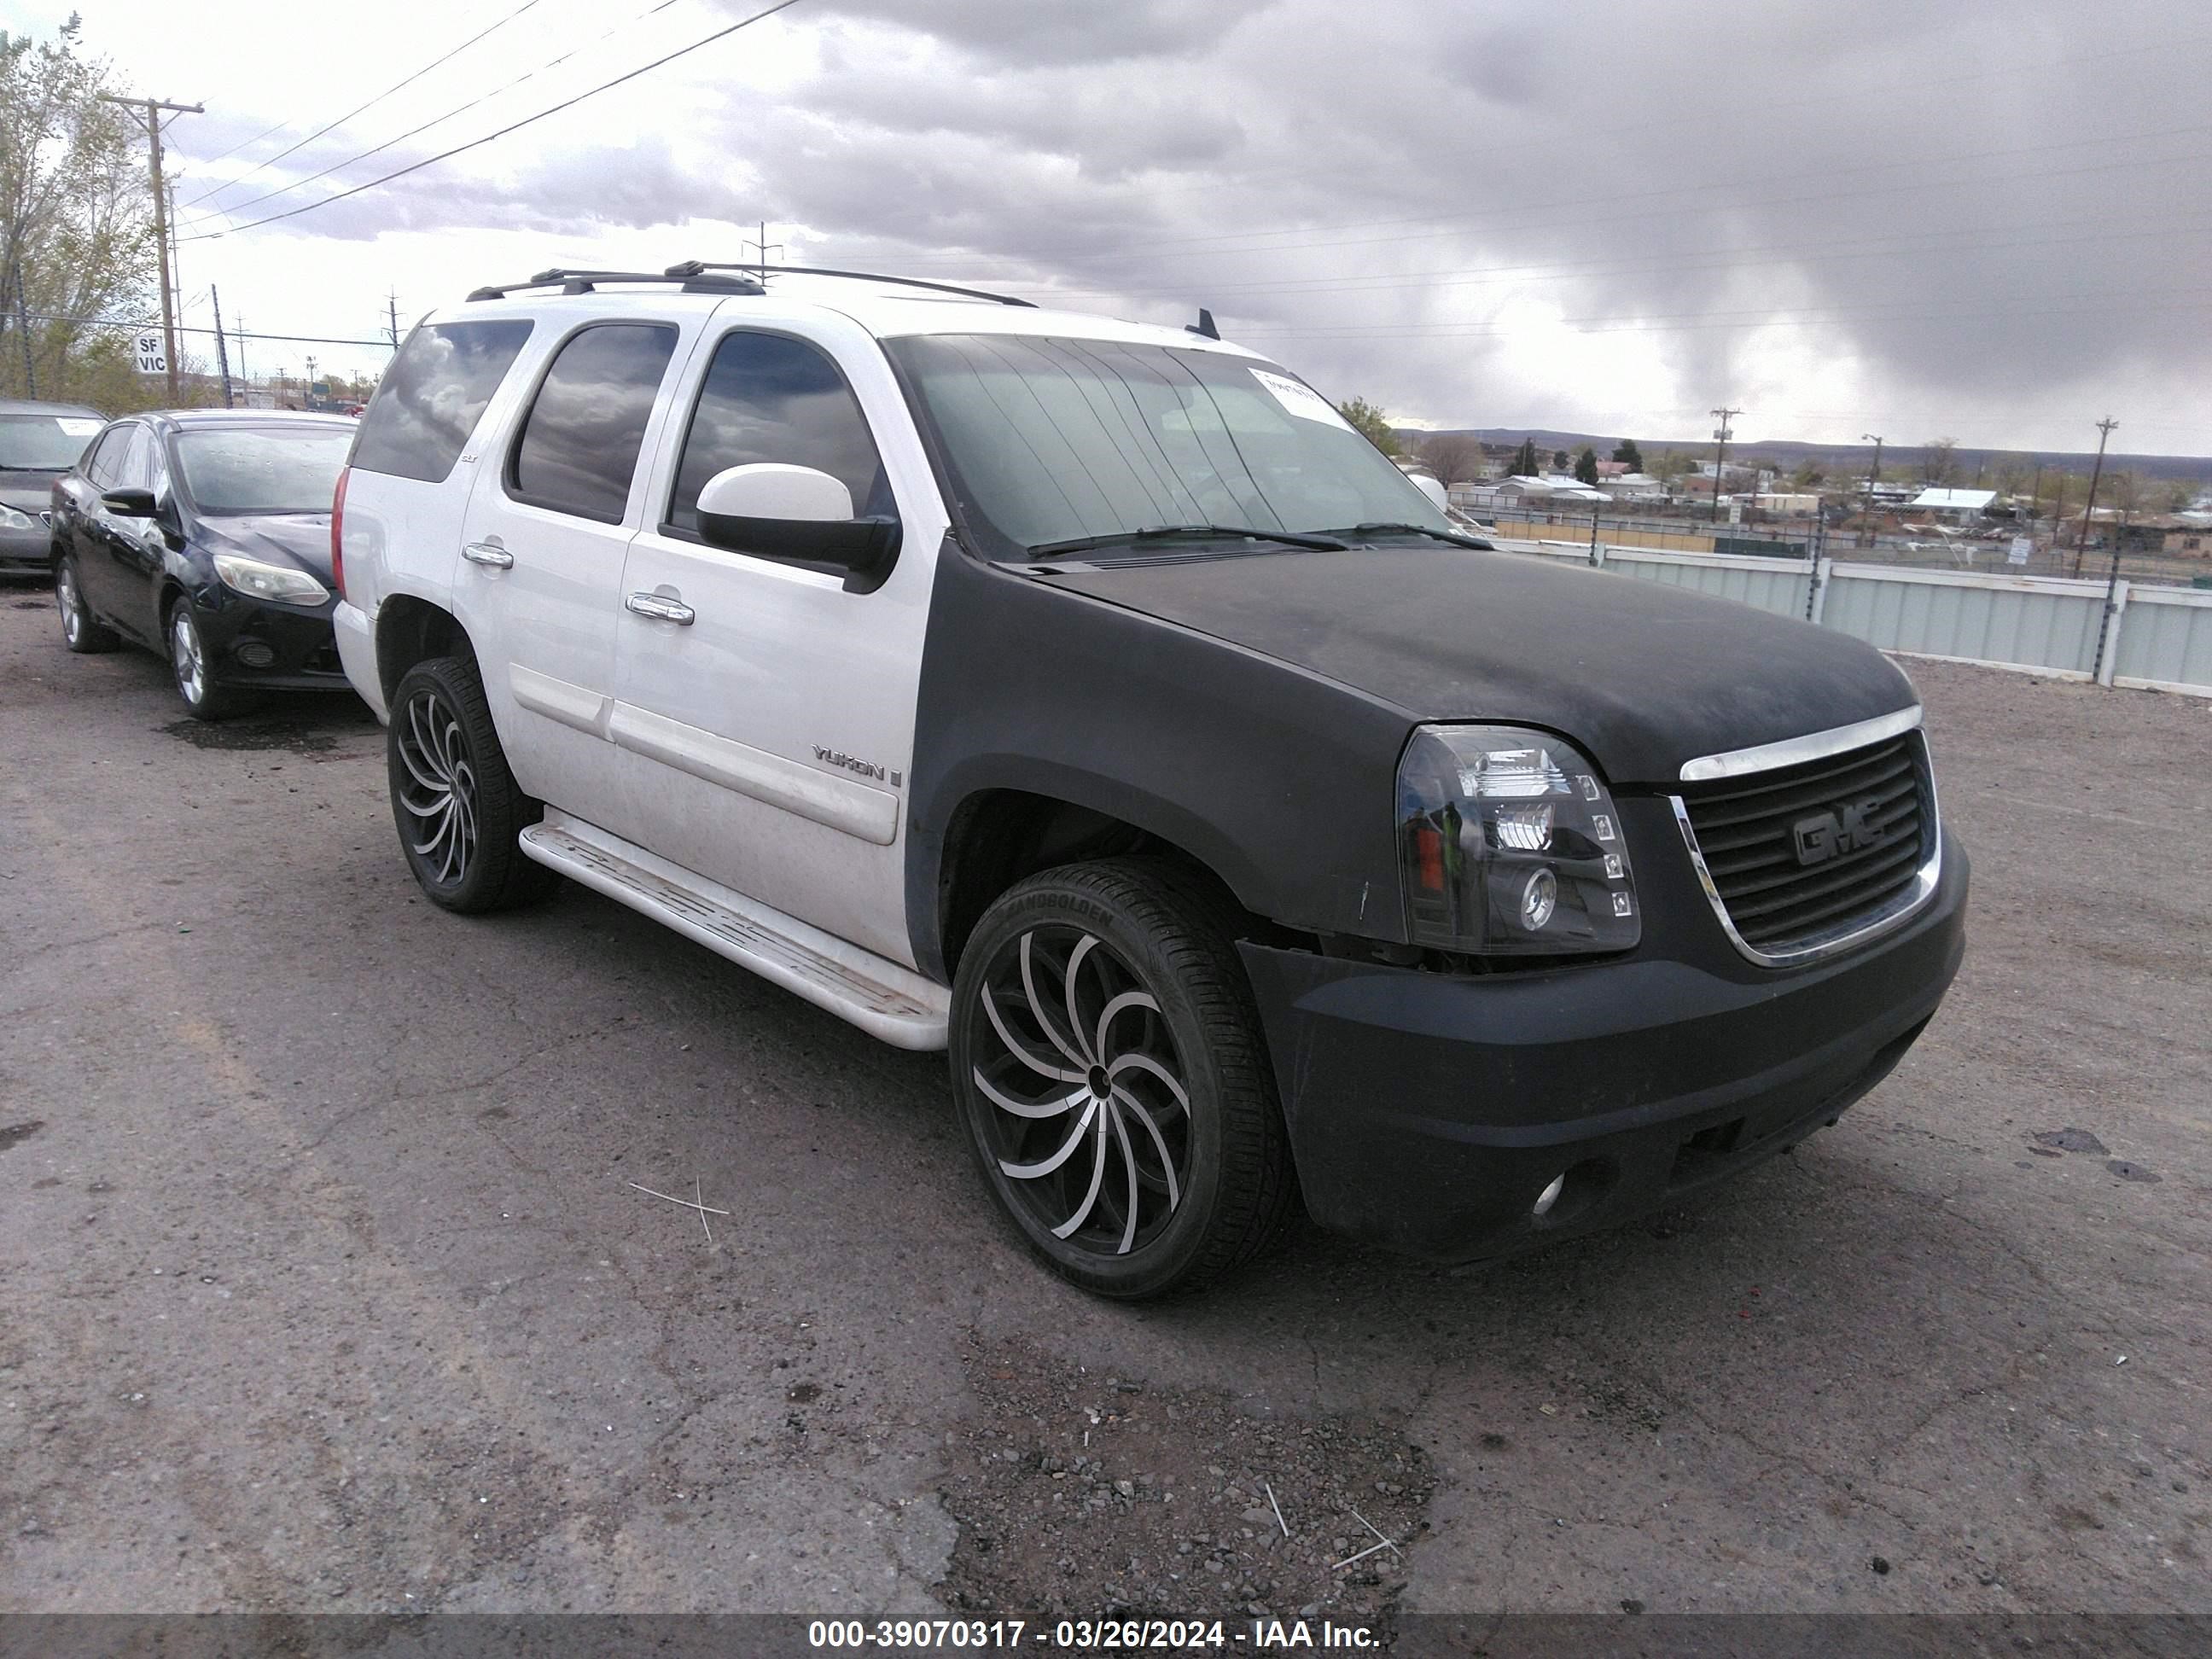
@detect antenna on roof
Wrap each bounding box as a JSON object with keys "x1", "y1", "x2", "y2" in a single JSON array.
[{"x1": 1185, "y1": 308, "x2": 1220, "y2": 341}]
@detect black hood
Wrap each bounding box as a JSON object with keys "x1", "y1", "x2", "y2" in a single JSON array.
[
  {"x1": 199, "y1": 513, "x2": 334, "y2": 582},
  {"x1": 1032, "y1": 545, "x2": 1917, "y2": 786}
]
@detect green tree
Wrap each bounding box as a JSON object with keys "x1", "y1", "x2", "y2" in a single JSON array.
[
  {"x1": 1611, "y1": 437, "x2": 1643, "y2": 471},
  {"x1": 1790, "y1": 459, "x2": 1826, "y2": 490},
  {"x1": 1573, "y1": 445, "x2": 1599, "y2": 486},
  {"x1": 1505, "y1": 437, "x2": 1540, "y2": 476},
  {"x1": 1336, "y1": 396, "x2": 1401, "y2": 457},
  {"x1": 1551, "y1": 449, "x2": 1569, "y2": 470},
  {"x1": 0, "y1": 17, "x2": 160, "y2": 405}
]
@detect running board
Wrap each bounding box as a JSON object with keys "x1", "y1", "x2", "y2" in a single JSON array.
[{"x1": 518, "y1": 813, "x2": 949, "y2": 1051}]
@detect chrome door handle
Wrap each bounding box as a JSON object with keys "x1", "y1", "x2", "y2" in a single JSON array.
[
  {"x1": 463, "y1": 542, "x2": 514, "y2": 569},
  {"x1": 625, "y1": 591, "x2": 696, "y2": 625}
]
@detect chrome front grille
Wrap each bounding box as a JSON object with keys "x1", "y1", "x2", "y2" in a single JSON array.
[{"x1": 1673, "y1": 727, "x2": 1939, "y2": 966}]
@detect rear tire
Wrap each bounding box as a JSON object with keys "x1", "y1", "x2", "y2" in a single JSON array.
[
  {"x1": 55, "y1": 556, "x2": 119, "y2": 654},
  {"x1": 387, "y1": 654, "x2": 558, "y2": 913},
  {"x1": 949, "y1": 857, "x2": 1297, "y2": 1299}
]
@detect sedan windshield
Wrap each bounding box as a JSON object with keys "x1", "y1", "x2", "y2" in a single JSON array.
[
  {"x1": 884, "y1": 335, "x2": 1451, "y2": 558},
  {"x1": 0, "y1": 412, "x2": 104, "y2": 471},
  {"x1": 174, "y1": 426, "x2": 352, "y2": 515}
]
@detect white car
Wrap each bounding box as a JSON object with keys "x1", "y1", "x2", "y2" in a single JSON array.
[{"x1": 333, "y1": 264, "x2": 1965, "y2": 1298}]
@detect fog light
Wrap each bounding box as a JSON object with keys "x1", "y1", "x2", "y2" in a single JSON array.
[
  {"x1": 1518, "y1": 867, "x2": 1557, "y2": 931},
  {"x1": 1532, "y1": 1173, "x2": 1566, "y2": 1218},
  {"x1": 234, "y1": 639, "x2": 276, "y2": 668}
]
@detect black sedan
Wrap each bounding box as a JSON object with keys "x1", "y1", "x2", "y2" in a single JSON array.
[
  {"x1": 49, "y1": 410, "x2": 356, "y2": 719},
  {"x1": 2, "y1": 399, "x2": 107, "y2": 573}
]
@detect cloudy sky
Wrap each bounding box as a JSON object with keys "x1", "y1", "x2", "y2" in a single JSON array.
[{"x1": 11, "y1": 0, "x2": 2210, "y2": 454}]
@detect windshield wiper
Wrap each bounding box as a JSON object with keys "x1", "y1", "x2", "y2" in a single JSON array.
[
  {"x1": 1028, "y1": 523, "x2": 1349, "y2": 558},
  {"x1": 1328, "y1": 522, "x2": 1496, "y2": 550}
]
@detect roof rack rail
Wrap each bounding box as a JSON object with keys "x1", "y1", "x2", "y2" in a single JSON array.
[
  {"x1": 466, "y1": 267, "x2": 766, "y2": 302},
  {"x1": 662, "y1": 260, "x2": 1037, "y2": 308}
]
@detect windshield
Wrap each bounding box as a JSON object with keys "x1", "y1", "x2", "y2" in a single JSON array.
[
  {"x1": 884, "y1": 335, "x2": 1450, "y2": 557},
  {"x1": 0, "y1": 412, "x2": 104, "y2": 471},
  {"x1": 174, "y1": 426, "x2": 352, "y2": 515}
]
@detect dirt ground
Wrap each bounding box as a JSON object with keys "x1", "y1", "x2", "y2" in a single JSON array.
[{"x1": 1, "y1": 585, "x2": 2207, "y2": 1629}]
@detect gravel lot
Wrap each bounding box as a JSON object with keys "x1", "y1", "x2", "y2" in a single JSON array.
[{"x1": 1, "y1": 583, "x2": 2207, "y2": 1628}]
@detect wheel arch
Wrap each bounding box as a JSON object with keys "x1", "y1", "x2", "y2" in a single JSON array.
[
  {"x1": 375, "y1": 594, "x2": 474, "y2": 704},
  {"x1": 920, "y1": 774, "x2": 1276, "y2": 984}
]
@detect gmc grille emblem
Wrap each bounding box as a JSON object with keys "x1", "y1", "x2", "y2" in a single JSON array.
[{"x1": 1791, "y1": 799, "x2": 1887, "y2": 866}]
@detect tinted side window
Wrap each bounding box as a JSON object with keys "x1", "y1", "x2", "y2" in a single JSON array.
[
  {"x1": 666, "y1": 332, "x2": 888, "y2": 536},
  {"x1": 119, "y1": 426, "x2": 158, "y2": 490},
  {"x1": 84, "y1": 426, "x2": 132, "y2": 488},
  {"x1": 351, "y1": 320, "x2": 534, "y2": 484},
  {"x1": 508, "y1": 323, "x2": 678, "y2": 524}
]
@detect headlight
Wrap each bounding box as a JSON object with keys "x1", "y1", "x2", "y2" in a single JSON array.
[
  {"x1": 0, "y1": 504, "x2": 34, "y2": 531},
  {"x1": 212, "y1": 550, "x2": 328, "y2": 606},
  {"x1": 1396, "y1": 724, "x2": 1640, "y2": 956}
]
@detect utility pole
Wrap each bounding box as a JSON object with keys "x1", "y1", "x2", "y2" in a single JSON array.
[
  {"x1": 743, "y1": 220, "x2": 785, "y2": 277},
  {"x1": 1709, "y1": 407, "x2": 1740, "y2": 523},
  {"x1": 387, "y1": 290, "x2": 401, "y2": 347},
  {"x1": 2071, "y1": 417, "x2": 2118, "y2": 579},
  {"x1": 236, "y1": 316, "x2": 249, "y2": 401},
  {"x1": 99, "y1": 95, "x2": 201, "y2": 403},
  {"x1": 210, "y1": 284, "x2": 234, "y2": 408},
  {"x1": 1860, "y1": 434, "x2": 1883, "y2": 548}
]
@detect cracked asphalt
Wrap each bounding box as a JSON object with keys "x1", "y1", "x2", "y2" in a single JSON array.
[{"x1": 1, "y1": 584, "x2": 2207, "y2": 1620}]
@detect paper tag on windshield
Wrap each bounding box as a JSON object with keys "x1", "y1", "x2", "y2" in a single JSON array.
[
  {"x1": 1251, "y1": 368, "x2": 1353, "y2": 430},
  {"x1": 58, "y1": 418, "x2": 102, "y2": 436}
]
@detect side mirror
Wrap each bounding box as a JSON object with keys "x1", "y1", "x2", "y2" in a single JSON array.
[
  {"x1": 102, "y1": 487, "x2": 158, "y2": 517},
  {"x1": 1410, "y1": 474, "x2": 1450, "y2": 513},
  {"x1": 695, "y1": 463, "x2": 899, "y2": 579}
]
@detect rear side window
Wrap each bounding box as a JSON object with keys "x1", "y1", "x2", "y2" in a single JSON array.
[
  {"x1": 666, "y1": 331, "x2": 888, "y2": 536},
  {"x1": 508, "y1": 323, "x2": 678, "y2": 524},
  {"x1": 351, "y1": 320, "x2": 533, "y2": 484}
]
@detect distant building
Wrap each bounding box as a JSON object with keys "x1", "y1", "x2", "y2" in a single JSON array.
[
  {"x1": 1907, "y1": 487, "x2": 1997, "y2": 521},
  {"x1": 2139, "y1": 514, "x2": 2212, "y2": 558},
  {"x1": 1747, "y1": 492, "x2": 1823, "y2": 517},
  {"x1": 1598, "y1": 471, "x2": 1668, "y2": 502}
]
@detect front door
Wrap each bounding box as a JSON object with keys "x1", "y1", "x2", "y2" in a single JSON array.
[
  {"x1": 453, "y1": 318, "x2": 688, "y2": 836},
  {"x1": 610, "y1": 309, "x2": 948, "y2": 969}
]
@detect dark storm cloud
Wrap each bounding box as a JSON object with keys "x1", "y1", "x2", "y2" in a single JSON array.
[{"x1": 218, "y1": 0, "x2": 2212, "y2": 445}]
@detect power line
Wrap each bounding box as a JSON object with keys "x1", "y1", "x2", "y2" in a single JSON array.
[
  {"x1": 180, "y1": 0, "x2": 548, "y2": 211},
  {"x1": 176, "y1": 0, "x2": 696, "y2": 236},
  {"x1": 19, "y1": 311, "x2": 397, "y2": 349},
  {"x1": 183, "y1": 0, "x2": 806, "y2": 242}
]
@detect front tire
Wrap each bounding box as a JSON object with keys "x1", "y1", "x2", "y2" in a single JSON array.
[
  {"x1": 55, "y1": 557, "x2": 119, "y2": 654},
  {"x1": 167, "y1": 600, "x2": 244, "y2": 720},
  {"x1": 387, "y1": 655, "x2": 556, "y2": 913},
  {"x1": 949, "y1": 858, "x2": 1297, "y2": 1299}
]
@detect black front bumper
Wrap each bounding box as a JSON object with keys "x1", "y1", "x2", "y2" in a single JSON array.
[
  {"x1": 0, "y1": 526, "x2": 49, "y2": 572},
  {"x1": 191, "y1": 587, "x2": 347, "y2": 692},
  {"x1": 1239, "y1": 811, "x2": 1969, "y2": 1264}
]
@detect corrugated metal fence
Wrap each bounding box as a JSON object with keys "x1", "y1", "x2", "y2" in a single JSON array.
[{"x1": 1491, "y1": 537, "x2": 2212, "y2": 698}]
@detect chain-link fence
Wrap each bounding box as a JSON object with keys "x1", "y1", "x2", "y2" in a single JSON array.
[{"x1": 1469, "y1": 504, "x2": 2212, "y2": 591}]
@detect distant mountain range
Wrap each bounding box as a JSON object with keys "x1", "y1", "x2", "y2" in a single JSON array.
[{"x1": 1410, "y1": 428, "x2": 2212, "y2": 484}]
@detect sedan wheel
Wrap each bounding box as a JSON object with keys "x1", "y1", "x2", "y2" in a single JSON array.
[
  {"x1": 167, "y1": 602, "x2": 238, "y2": 719},
  {"x1": 950, "y1": 859, "x2": 1297, "y2": 1299},
  {"x1": 54, "y1": 559, "x2": 118, "y2": 654}
]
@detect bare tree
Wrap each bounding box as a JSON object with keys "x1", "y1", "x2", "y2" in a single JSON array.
[
  {"x1": 1418, "y1": 432, "x2": 1487, "y2": 486},
  {"x1": 1918, "y1": 437, "x2": 1960, "y2": 486}
]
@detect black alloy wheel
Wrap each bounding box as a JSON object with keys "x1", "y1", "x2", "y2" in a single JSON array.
[
  {"x1": 54, "y1": 557, "x2": 118, "y2": 653},
  {"x1": 950, "y1": 859, "x2": 1297, "y2": 1299},
  {"x1": 387, "y1": 655, "x2": 556, "y2": 913}
]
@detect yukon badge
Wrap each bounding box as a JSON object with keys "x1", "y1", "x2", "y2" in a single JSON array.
[{"x1": 814, "y1": 745, "x2": 902, "y2": 788}]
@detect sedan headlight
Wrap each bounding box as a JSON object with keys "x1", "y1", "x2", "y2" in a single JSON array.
[
  {"x1": 1397, "y1": 724, "x2": 1640, "y2": 956},
  {"x1": 0, "y1": 504, "x2": 35, "y2": 532},
  {"x1": 212, "y1": 550, "x2": 328, "y2": 607}
]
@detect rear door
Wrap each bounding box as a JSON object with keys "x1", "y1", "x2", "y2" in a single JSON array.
[
  {"x1": 452, "y1": 315, "x2": 690, "y2": 834},
  {"x1": 608, "y1": 305, "x2": 950, "y2": 968}
]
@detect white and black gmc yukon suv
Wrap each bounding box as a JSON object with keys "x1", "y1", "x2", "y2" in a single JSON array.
[{"x1": 332, "y1": 263, "x2": 1968, "y2": 1299}]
